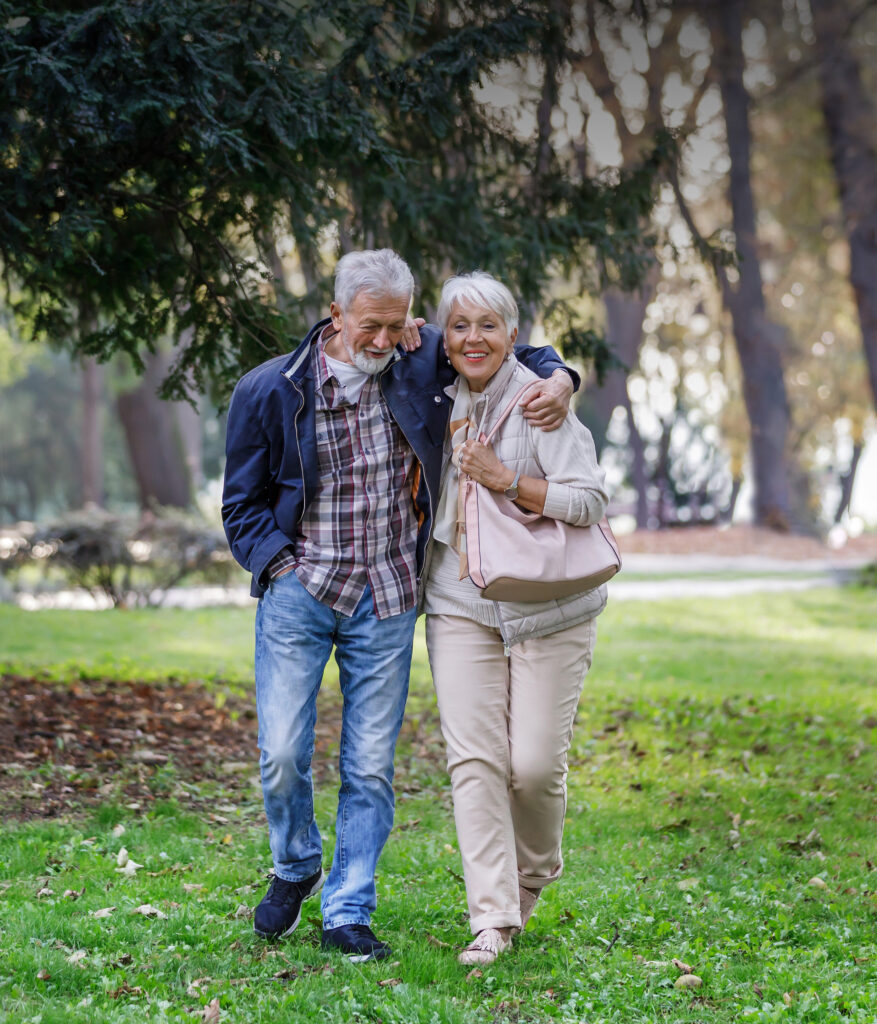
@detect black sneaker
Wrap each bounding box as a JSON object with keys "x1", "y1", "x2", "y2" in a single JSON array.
[
  {"x1": 321, "y1": 923, "x2": 392, "y2": 962},
  {"x1": 253, "y1": 868, "x2": 324, "y2": 939}
]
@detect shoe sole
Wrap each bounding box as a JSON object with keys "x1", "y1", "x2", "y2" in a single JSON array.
[
  {"x1": 344, "y1": 951, "x2": 389, "y2": 964},
  {"x1": 253, "y1": 870, "x2": 325, "y2": 940}
]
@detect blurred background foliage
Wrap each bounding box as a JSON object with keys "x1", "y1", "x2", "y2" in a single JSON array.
[{"x1": 0, "y1": 0, "x2": 875, "y2": 537}]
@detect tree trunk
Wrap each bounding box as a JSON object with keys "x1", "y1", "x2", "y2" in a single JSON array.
[
  {"x1": 80, "y1": 356, "x2": 104, "y2": 507},
  {"x1": 709, "y1": 0, "x2": 794, "y2": 530},
  {"x1": 174, "y1": 399, "x2": 203, "y2": 495},
  {"x1": 116, "y1": 350, "x2": 192, "y2": 509},
  {"x1": 811, "y1": 0, "x2": 877, "y2": 412},
  {"x1": 578, "y1": 286, "x2": 652, "y2": 528},
  {"x1": 834, "y1": 440, "x2": 863, "y2": 523},
  {"x1": 723, "y1": 475, "x2": 743, "y2": 524},
  {"x1": 605, "y1": 287, "x2": 651, "y2": 528}
]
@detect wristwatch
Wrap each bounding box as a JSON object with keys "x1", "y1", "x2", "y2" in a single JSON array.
[{"x1": 503, "y1": 469, "x2": 522, "y2": 501}]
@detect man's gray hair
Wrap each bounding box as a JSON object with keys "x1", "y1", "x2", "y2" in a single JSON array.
[
  {"x1": 334, "y1": 249, "x2": 415, "y2": 312},
  {"x1": 437, "y1": 271, "x2": 519, "y2": 334}
]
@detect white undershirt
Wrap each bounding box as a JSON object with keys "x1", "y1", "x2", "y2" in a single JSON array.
[{"x1": 324, "y1": 352, "x2": 371, "y2": 405}]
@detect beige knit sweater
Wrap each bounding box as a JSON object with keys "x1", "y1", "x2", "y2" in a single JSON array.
[{"x1": 422, "y1": 357, "x2": 611, "y2": 648}]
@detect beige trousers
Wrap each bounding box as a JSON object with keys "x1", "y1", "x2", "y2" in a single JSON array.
[{"x1": 425, "y1": 613, "x2": 596, "y2": 933}]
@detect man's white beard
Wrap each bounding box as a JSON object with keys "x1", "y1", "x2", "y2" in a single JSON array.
[{"x1": 341, "y1": 328, "x2": 395, "y2": 375}]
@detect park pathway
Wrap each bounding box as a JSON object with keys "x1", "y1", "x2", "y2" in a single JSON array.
[{"x1": 11, "y1": 552, "x2": 869, "y2": 610}]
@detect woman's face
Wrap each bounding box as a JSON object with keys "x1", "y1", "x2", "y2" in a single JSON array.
[{"x1": 444, "y1": 300, "x2": 517, "y2": 392}]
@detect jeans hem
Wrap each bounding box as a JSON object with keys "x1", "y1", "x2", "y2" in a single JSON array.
[
  {"x1": 273, "y1": 864, "x2": 322, "y2": 884},
  {"x1": 322, "y1": 917, "x2": 372, "y2": 930}
]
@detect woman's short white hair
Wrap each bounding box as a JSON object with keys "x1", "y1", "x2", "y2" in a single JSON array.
[
  {"x1": 334, "y1": 249, "x2": 415, "y2": 312},
  {"x1": 437, "y1": 271, "x2": 519, "y2": 334}
]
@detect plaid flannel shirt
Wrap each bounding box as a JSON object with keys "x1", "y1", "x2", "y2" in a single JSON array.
[{"x1": 270, "y1": 333, "x2": 419, "y2": 619}]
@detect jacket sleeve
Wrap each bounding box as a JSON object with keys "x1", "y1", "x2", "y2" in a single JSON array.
[
  {"x1": 513, "y1": 344, "x2": 581, "y2": 392},
  {"x1": 221, "y1": 377, "x2": 294, "y2": 586}
]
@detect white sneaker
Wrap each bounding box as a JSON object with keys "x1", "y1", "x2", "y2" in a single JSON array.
[{"x1": 457, "y1": 928, "x2": 512, "y2": 966}]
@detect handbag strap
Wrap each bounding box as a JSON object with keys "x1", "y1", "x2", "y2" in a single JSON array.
[{"x1": 479, "y1": 381, "x2": 541, "y2": 444}]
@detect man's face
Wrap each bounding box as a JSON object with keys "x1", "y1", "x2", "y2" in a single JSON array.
[{"x1": 328, "y1": 291, "x2": 411, "y2": 375}]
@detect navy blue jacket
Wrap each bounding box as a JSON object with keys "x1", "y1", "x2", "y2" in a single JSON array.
[{"x1": 222, "y1": 318, "x2": 577, "y2": 598}]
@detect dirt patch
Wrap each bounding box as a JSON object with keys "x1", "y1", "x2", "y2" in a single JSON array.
[
  {"x1": 617, "y1": 524, "x2": 877, "y2": 562},
  {"x1": 0, "y1": 674, "x2": 446, "y2": 820}
]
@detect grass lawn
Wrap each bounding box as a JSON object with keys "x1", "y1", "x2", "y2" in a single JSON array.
[{"x1": 0, "y1": 588, "x2": 875, "y2": 1023}]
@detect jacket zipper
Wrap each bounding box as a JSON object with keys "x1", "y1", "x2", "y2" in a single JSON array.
[
  {"x1": 495, "y1": 604, "x2": 512, "y2": 657},
  {"x1": 378, "y1": 370, "x2": 437, "y2": 586},
  {"x1": 283, "y1": 374, "x2": 309, "y2": 525}
]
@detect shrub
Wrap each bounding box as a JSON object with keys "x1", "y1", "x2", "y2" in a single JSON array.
[{"x1": 0, "y1": 507, "x2": 241, "y2": 606}]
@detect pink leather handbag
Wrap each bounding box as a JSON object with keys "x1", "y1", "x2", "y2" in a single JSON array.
[{"x1": 461, "y1": 383, "x2": 621, "y2": 602}]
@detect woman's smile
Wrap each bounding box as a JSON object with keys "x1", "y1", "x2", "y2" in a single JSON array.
[{"x1": 444, "y1": 300, "x2": 517, "y2": 391}]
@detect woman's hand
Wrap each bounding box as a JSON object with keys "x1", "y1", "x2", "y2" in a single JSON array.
[
  {"x1": 453, "y1": 440, "x2": 514, "y2": 492},
  {"x1": 454, "y1": 439, "x2": 549, "y2": 513},
  {"x1": 400, "y1": 315, "x2": 426, "y2": 352},
  {"x1": 519, "y1": 369, "x2": 573, "y2": 430}
]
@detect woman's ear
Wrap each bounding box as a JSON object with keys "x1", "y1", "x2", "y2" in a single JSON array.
[{"x1": 509, "y1": 327, "x2": 518, "y2": 348}]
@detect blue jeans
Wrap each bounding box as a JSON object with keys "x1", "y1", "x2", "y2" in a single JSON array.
[{"x1": 254, "y1": 571, "x2": 415, "y2": 928}]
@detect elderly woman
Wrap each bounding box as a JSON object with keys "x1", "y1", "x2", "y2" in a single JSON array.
[{"x1": 423, "y1": 272, "x2": 610, "y2": 966}]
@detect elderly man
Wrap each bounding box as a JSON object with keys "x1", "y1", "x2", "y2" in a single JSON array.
[{"x1": 222, "y1": 249, "x2": 577, "y2": 961}]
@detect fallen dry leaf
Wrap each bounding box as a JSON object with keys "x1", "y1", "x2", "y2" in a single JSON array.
[
  {"x1": 131, "y1": 903, "x2": 168, "y2": 919},
  {"x1": 676, "y1": 878, "x2": 699, "y2": 891},
  {"x1": 426, "y1": 934, "x2": 452, "y2": 949},
  {"x1": 231, "y1": 903, "x2": 252, "y2": 920},
  {"x1": 36, "y1": 968, "x2": 51, "y2": 981},
  {"x1": 108, "y1": 983, "x2": 143, "y2": 999},
  {"x1": 201, "y1": 996, "x2": 221, "y2": 1021},
  {"x1": 116, "y1": 847, "x2": 129, "y2": 867},
  {"x1": 783, "y1": 992, "x2": 794, "y2": 1006},
  {"x1": 752, "y1": 982, "x2": 764, "y2": 999},
  {"x1": 183, "y1": 883, "x2": 206, "y2": 893},
  {"x1": 63, "y1": 887, "x2": 84, "y2": 900},
  {"x1": 112, "y1": 823, "x2": 126, "y2": 838},
  {"x1": 807, "y1": 876, "x2": 828, "y2": 889},
  {"x1": 66, "y1": 949, "x2": 88, "y2": 965},
  {"x1": 674, "y1": 974, "x2": 703, "y2": 990},
  {"x1": 672, "y1": 958, "x2": 693, "y2": 974},
  {"x1": 465, "y1": 968, "x2": 483, "y2": 982},
  {"x1": 377, "y1": 978, "x2": 401, "y2": 987},
  {"x1": 781, "y1": 828, "x2": 823, "y2": 852},
  {"x1": 91, "y1": 906, "x2": 116, "y2": 918},
  {"x1": 36, "y1": 886, "x2": 54, "y2": 899},
  {"x1": 187, "y1": 977, "x2": 213, "y2": 997},
  {"x1": 116, "y1": 858, "x2": 144, "y2": 877}
]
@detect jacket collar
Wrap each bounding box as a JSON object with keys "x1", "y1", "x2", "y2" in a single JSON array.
[{"x1": 280, "y1": 318, "x2": 330, "y2": 382}]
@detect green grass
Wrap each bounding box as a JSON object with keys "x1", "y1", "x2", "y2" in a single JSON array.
[{"x1": 0, "y1": 589, "x2": 875, "y2": 1023}]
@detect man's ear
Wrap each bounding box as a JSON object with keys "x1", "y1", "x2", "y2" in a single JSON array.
[{"x1": 329, "y1": 301, "x2": 344, "y2": 332}]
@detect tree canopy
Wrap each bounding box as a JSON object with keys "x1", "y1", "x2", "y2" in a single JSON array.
[{"x1": 1, "y1": 0, "x2": 669, "y2": 400}]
